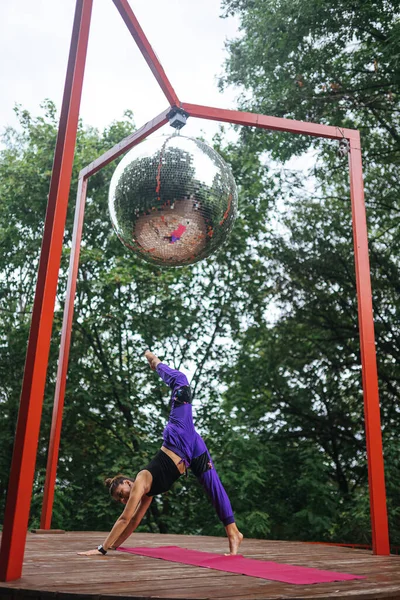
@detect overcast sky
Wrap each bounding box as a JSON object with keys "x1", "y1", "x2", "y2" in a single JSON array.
[{"x1": 0, "y1": 0, "x2": 242, "y2": 144}]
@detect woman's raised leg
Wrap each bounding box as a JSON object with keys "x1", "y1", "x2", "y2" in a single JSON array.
[{"x1": 190, "y1": 434, "x2": 243, "y2": 554}]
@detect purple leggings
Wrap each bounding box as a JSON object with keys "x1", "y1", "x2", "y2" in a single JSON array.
[{"x1": 156, "y1": 363, "x2": 235, "y2": 526}]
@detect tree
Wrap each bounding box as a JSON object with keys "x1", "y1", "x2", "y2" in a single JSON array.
[
  {"x1": 0, "y1": 101, "x2": 275, "y2": 535},
  {"x1": 217, "y1": 0, "x2": 400, "y2": 544}
]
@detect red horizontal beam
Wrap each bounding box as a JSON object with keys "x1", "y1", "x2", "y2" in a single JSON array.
[
  {"x1": 182, "y1": 103, "x2": 358, "y2": 141},
  {"x1": 112, "y1": 0, "x2": 179, "y2": 106},
  {"x1": 80, "y1": 108, "x2": 170, "y2": 178}
]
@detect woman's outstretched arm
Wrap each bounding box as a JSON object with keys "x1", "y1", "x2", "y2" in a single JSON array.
[
  {"x1": 110, "y1": 495, "x2": 153, "y2": 548},
  {"x1": 144, "y1": 350, "x2": 189, "y2": 391},
  {"x1": 77, "y1": 472, "x2": 150, "y2": 556}
]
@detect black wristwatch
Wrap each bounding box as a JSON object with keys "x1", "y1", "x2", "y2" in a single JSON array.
[{"x1": 97, "y1": 545, "x2": 107, "y2": 555}]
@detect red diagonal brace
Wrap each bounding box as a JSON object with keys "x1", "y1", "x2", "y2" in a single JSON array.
[
  {"x1": 182, "y1": 102, "x2": 358, "y2": 141},
  {"x1": 112, "y1": 0, "x2": 180, "y2": 106},
  {"x1": 80, "y1": 108, "x2": 170, "y2": 178}
]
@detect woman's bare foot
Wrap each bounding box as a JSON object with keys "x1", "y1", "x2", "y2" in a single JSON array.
[
  {"x1": 144, "y1": 350, "x2": 161, "y2": 370},
  {"x1": 225, "y1": 523, "x2": 244, "y2": 555}
]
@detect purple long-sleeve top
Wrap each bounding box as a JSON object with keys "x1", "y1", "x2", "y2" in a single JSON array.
[{"x1": 156, "y1": 363, "x2": 195, "y2": 465}]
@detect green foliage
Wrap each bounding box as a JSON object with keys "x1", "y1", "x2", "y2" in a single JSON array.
[
  {"x1": 0, "y1": 100, "x2": 276, "y2": 536},
  {"x1": 217, "y1": 0, "x2": 400, "y2": 546}
]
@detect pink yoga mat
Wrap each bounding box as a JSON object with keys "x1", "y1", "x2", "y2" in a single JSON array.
[{"x1": 118, "y1": 545, "x2": 364, "y2": 584}]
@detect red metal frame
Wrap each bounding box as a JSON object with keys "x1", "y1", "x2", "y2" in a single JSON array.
[
  {"x1": 0, "y1": 0, "x2": 390, "y2": 583},
  {"x1": 348, "y1": 134, "x2": 389, "y2": 552},
  {"x1": 40, "y1": 176, "x2": 88, "y2": 530},
  {"x1": 181, "y1": 103, "x2": 358, "y2": 141},
  {"x1": 0, "y1": 0, "x2": 93, "y2": 581},
  {"x1": 112, "y1": 0, "x2": 179, "y2": 106}
]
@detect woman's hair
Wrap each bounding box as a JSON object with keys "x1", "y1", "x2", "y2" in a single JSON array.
[{"x1": 104, "y1": 474, "x2": 135, "y2": 497}]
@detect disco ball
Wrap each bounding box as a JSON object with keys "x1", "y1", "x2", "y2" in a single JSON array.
[{"x1": 108, "y1": 134, "x2": 238, "y2": 266}]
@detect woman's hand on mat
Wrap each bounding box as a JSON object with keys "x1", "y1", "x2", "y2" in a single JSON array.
[{"x1": 77, "y1": 548, "x2": 107, "y2": 556}]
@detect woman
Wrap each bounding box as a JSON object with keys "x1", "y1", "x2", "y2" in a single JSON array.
[{"x1": 78, "y1": 350, "x2": 243, "y2": 557}]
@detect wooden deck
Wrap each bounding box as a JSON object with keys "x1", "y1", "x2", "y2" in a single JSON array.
[{"x1": 1, "y1": 532, "x2": 400, "y2": 599}]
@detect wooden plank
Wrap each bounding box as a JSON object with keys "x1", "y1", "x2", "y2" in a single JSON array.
[
  {"x1": 30, "y1": 530, "x2": 65, "y2": 535},
  {"x1": 1, "y1": 532, "x2": 400, "y2": 600}
]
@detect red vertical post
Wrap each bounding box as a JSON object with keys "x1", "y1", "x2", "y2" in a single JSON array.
[
  {"x1": 349, "y1": 133, "x2": 390, "y2": 555},
  {"x1": 40, "y1": 177, "x2": 88, "y2": 529},
  {"x1": 40, "y1": 112, "x2": 169, "y2": 530},
  {"x1": 0, "y1": 0, "x2": 93, "y2": 582}
]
